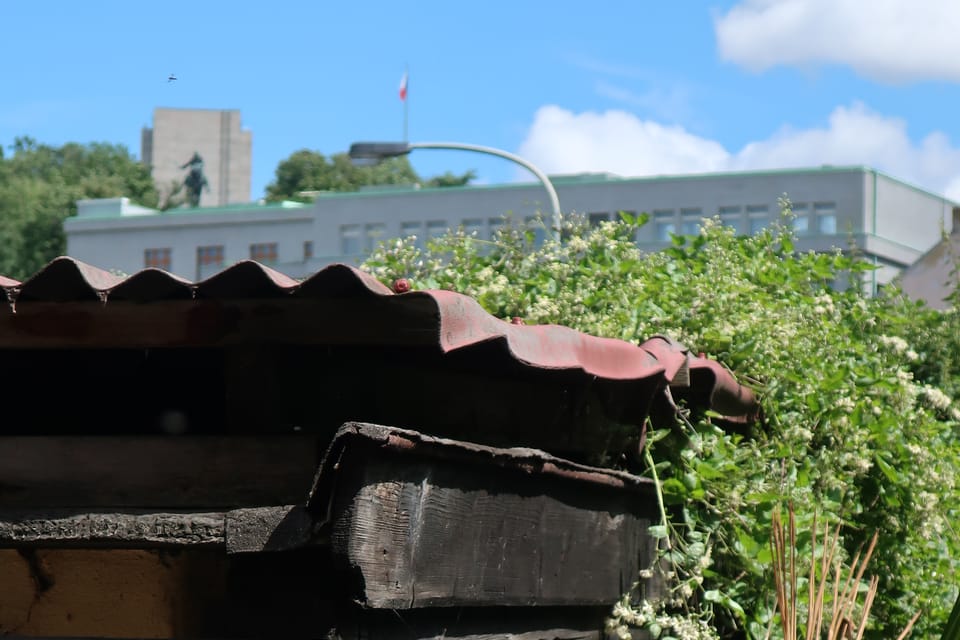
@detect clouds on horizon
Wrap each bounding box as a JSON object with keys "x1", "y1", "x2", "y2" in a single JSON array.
[
  {"x1": 517, "y1": 103, "x2": 960, "y2": 201},
  {"x1": 714, "y1": 0, "x2": 960, "y2": 83}
]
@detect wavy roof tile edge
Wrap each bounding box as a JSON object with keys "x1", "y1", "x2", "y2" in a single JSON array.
[{"x1": 0, "y1": 256, "x2": 759, "y2": 423}]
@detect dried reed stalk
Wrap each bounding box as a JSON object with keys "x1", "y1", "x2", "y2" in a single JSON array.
[{"x1": 768, "y1": 504, "x2": 919, "y2": 640}]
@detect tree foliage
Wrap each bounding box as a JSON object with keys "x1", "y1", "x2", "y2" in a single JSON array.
[
  {"x1": 264, "y1": 149, "x2": 474, "y2": 201},
  {"x1": 423, "y1": 169, "x2": 477, "y2": 188},
  {"x1": 363, "y1": 209, "x2": 960, "y2": 639},
  {"x1": 0, "y1": 137, "x2": 157, "y2": 279}
]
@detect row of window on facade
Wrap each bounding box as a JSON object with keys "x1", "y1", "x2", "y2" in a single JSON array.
[
  {"x1": 144, "y1": 241, "x2": 314, "y2": 271},
  {"x1": 339, "y1": 217, "x2": 552, "y2": 255},
  {"x1": 338, "y1": 201, "x2": 840, "y2": 254},
  {"x1": 649, "y1": 202, "x2": 838, "y2": 242},
  {"x1": 142, "y1": 201, "x2": 840, "y2": 270}
]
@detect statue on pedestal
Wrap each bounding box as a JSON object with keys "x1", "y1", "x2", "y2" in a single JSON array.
[{"x1": 181, "y1": 152, "x2": 209, "y2": 207}]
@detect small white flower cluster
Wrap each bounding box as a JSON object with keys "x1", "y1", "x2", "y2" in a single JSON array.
[
  {"x1": 919, "y1": 384, "x2": 953, "y2": 412},
  {"x1": 607, "y1": 598, "x2": 719, "y2": 640},
  {"x1": 878, "y1": 334, "x2": 919, "y2": 361},
  {"x1": 836, "y1": 396, "x2": 855, "y2": 413},
  {"x1": 879, "y1": 334, "x2": 908, "y2": 354},
  {"x1": 567, "y1": 235, "x2": 590, "y2": 253},
  {"x1": 812, "y1": 293, "x2": 835, "y2": 316},
  {"x1": 527, "y1": 297, "x2": 561, "y2": 324}
]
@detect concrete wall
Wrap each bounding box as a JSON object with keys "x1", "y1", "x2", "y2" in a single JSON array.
[
  {"x1": 897, "y1": 206, "x2": 960, "y2": 308},
  {"x1": 872, "y1": 171, "x2": 953, "y2": 251}
]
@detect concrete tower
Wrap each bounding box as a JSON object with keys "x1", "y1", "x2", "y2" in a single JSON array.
[{"x1": 141, "y1": 108, "x2": 252, "y2": 207}]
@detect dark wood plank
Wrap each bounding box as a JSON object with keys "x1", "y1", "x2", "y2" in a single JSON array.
[
  {"x1": 329, "y1": 445, "x2": 658, "y2": 608},
  {"x1": 225, "y1": 505, "x2": 321, "y2": 553},
  {"x1": 0, "y1": 510, "x2": 225, "y2": 547},
  {"x1": 0, "y1": 436, "x2": 319, "y2": 508},
  {"x1": 0, "y1": 505, "x2": 323, "y2": 551}
]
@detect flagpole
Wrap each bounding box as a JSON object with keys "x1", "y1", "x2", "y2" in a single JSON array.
[{"x1": 402, "y1": 64, "x2": 409, "y2": 142}]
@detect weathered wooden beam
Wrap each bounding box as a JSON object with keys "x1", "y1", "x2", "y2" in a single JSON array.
[
  {"x1": 225, "y1": 505, "x2": 321, "y2": 554},
  {"x1": 0, "y1": 436, "x2": 318, "y2": 508},
  {"x1": 320, "y1": 424, "x2": 660, "y2": 609},
  {"x1": 0, "y1": 505, "x2": 323, "y2": 553},
  {"x1": 0, "y1": 510, "x2": 225, "y2": 547}
]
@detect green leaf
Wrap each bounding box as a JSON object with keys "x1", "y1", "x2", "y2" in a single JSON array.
[
  {"x1": 874, "y1": 452, "x2": 900, "y2": 482},
  {"x1": 646, "y1": 428, "x2": 672, "y2": 444},
  {"x1": 648, "y1": 524, "x2": 669, "y2": 539}
]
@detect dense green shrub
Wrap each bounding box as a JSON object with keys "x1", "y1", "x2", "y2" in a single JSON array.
[{"x1": 363, "y1": 206, "x2": 960, "y2": 639}]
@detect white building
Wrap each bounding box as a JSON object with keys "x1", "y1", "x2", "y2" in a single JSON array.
[{"x1": 65, "y1": 166, "x2": 956, "y2": 292}]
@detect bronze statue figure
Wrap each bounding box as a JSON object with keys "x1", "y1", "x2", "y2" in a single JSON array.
[{"x1": 181, "y1": 152, "x2": 209, "y2": 207}]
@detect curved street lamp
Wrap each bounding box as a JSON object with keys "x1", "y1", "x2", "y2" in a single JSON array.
[{"x1": 348, "y1": 141, "x2": 562, "y2": 241}]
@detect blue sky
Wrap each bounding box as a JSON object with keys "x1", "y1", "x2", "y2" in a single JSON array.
[{"x1": 5, "y1": 0, "x2": 960, "y2": 201}]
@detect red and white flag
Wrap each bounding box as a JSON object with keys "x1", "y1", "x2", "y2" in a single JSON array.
[{"x1": 399, "y1": 71, "x2": 408, "y2": 101}]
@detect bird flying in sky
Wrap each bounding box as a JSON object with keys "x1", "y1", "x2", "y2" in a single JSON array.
[{"x1": 168, "y1": 73, "x2": 177, "y2": 83}]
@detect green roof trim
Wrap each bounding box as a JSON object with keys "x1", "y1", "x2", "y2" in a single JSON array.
[
  {"x1": 162, "y1": 200, "x2": 307, "y2": 215},
  {"x1": 312, "y1": 165, "x2": 948, "y2": 201}
]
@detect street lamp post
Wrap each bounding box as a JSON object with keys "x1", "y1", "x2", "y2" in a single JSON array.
[{"x1": 348, "y1": 141, "x2": 562, "y2": 241}]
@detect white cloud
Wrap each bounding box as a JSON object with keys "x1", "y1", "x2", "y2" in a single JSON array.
[
  {"x1": 517, "y1": 105, "x2": 730, "y2": 177},
  {"x1": 714, "y1": 0, "x2": 960, "y2": 83},
  {"x1": 517, "y1": 103, "x2": 960, "y2": 200}
]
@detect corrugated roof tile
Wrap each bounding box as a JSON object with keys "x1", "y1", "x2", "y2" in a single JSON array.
[
  {"x1": 0, "y1": 257, "x2": 758, "y2": 424},
  {"x1": 195, "y1": 260, "x2": 298, "y2": 299},
  {"x1": 16, "y1": 257, "x2": 122, "y2": 302},
  {"x1": 107, "y1": 268, "x2": 193, "y2": 302}
]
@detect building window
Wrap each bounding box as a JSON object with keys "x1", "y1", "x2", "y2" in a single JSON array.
[
  {"x1": 792, "y1": 203, "x2": 810, "y2": 234},
  {"x1": 303, "y1": 241, "x2": 313, "y2": 260},
  {"x1": 341, "y1": 224, "x2": 362, "y2": 256},
  {"x1": 680, "y1": 208, "x2": 702, "y2": 236},
  {"x1": 815, "y1": 202, "x2": 837, "y2": 234},
  {"x1": 144, "y1": 248, "x2": 171, "y2": 270},
  {"x1": 462, "y1": 218, "x2": 484, "y2": 238},
  {"x1": 718, "y1": 206, "x2": 742, "y2": 234},
  {"x1": 747, "y1": 204, "x2": 769, "y2": 234},
  {"x1": 365, "y1": 223, "x2": 386, "y2": 252},
  {"x1": 250, "y1": 242, "x2": 278, "y2": 264},
  {"x1": 426, "y1": 220, "x2": 447, "y2": 240},
  {"x1": 197, "y1": 245, "x2": 224, "y2": 268},
  {"x1": 489, "y1": 218, "x2": 506, "y2": 238},
  {"x1": 653, "y1": 209, "x2": 676, "y2": 241},
  {"x1": 588, "y1": 212, "x2": 610, "y2": 227},
  {"x1": 401, "y1": 222, "x2": 421, "y2": 238},
  {"x1": 400, "y1": 222, "x2": 423, "y2": 249}
]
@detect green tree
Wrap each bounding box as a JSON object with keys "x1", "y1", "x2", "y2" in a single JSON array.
[
  {"x1": 265, "y1": 149, "x2": 474, "y2": 201},
  {"x1": 424, "y1": 169, "x2": 477, "y2": 188},
  {"x1": 363, "y1": 210, "x2": 960, "y2": 639},
  {"x1": 0, "y1": 137, "x2": 157, "y2": 279}
]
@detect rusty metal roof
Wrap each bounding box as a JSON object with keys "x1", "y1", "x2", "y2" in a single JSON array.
[{"x1": 0, "y1": 257, "x2": 757, "y2": 424}]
